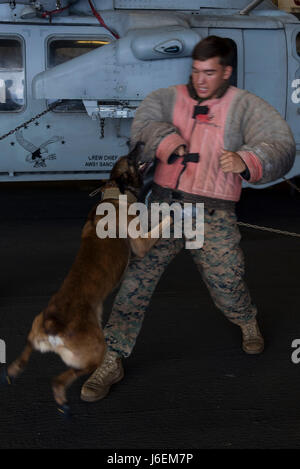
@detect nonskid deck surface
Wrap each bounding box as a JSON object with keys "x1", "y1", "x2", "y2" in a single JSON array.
[{"x1": 0, "y1": 180, "x2": 300, "y2": 449}]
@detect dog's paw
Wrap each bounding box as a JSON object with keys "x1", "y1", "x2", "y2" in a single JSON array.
[{"x1": 0, "y1": 367, "x2": 13, "y2": 386}]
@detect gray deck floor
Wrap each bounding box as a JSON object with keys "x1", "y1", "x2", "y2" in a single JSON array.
[{"x1": 0, "y1": 180, "x2": 300, "y2": 449}]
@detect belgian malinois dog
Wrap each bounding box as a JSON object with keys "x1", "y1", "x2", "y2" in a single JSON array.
[{"x1": 1, "y1": 145, "x2": 170, "y2": 416}]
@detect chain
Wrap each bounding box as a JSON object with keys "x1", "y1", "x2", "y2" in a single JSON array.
[
  {"x1": 237, "y1": 221, "x2": 300, "y2": 238},
  {"x1": 237, "y1": 175, "x2": 300, "y2": 237},
  {"x1": 100, "y1": 117, "x2": 105, "y2": 139},
  {"x1": 0, "y1": 100, "x2": 62, "y2": 142}
]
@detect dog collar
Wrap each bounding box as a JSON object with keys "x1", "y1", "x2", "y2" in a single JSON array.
[{"x1": 101, "y1": 187, "x2": 137, "y2": 205}]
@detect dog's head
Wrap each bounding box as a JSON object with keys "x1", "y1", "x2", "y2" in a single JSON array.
[{"x1": 109, "y1": 142, "x2": 145, "y2": 193}]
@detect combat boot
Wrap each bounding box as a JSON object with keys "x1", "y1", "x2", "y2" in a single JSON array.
[
  {"x1": 81, "y1": 350, "x2": 124, "y2": 402},
  {"x1": 240, "y1": 319, "x2": 264, "y2": 354}
]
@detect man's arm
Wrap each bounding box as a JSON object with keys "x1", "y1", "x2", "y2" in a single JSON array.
[
  {"x1": 130, "y1": 87, "x2": 187, "y2": 163},
  {"x1": 226, "y1": 91, "x2": 296, "y2": 185}
]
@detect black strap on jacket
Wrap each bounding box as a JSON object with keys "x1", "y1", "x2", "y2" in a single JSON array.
[
  {"x1": 181, "y1": 153, "x2": 199, "y2": 165},
  {"x1": 168, "y1": 152, "x2": 200, "y2": 189},
  {"x1": 168, "y1": 152, "x2": 200, "y2": 165}
]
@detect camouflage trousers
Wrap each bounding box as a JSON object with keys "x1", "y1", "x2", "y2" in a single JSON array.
[{"x1": 104, "y1": 207, "x2": 257, "y2": 358}]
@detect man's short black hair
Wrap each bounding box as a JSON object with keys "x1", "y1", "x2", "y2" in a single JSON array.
[{"x1": 192, "y1": 36, "x2": 236, "y2": 67}]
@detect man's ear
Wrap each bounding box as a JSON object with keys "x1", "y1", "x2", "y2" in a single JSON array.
[{"x1": 223, "y1": 65, "x2": 232, "y2": 81}]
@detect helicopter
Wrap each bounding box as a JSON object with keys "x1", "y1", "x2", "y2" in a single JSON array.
[{"x1": 0, "y1": 0, "x2": 299, "y2": 189}]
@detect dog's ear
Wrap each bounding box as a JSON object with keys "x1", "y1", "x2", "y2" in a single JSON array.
[
  {"x1": 97, "y1": 179, "x2": 108, "y2": 188},
  {"x1": 128, "y1": 141, "x2": 145, "y2": 164}
]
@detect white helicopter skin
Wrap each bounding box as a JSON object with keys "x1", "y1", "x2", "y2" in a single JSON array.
[{"x1": 0, "y1": 0, "x2": 299, "y2": 187}]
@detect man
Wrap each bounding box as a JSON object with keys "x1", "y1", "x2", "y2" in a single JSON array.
[{"x1": 81, "y1": 36, "x2": 295, "y2": 402}]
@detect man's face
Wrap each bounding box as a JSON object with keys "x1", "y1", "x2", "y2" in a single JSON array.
[{"x1": 191, "y1": 57, "x2": 232, "y2": 100}]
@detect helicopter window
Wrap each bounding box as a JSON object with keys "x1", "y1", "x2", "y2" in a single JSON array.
[
  {"x1": 297, "y1": 33, "x2": 300, "y2": 57},
  {"x1": 0, "y1": 38, "x2": 24, "y2": 112},
  {"x1": 48, "y1": 38, "x2": 111, "y2": 112}
]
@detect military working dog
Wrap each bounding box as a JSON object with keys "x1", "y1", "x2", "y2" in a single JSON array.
[{"x1": 1, "y1": 146, "x2": 170, "y2": 414}]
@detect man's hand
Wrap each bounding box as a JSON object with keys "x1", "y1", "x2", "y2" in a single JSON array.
[{"x1": 220, "y1": 151, "x2": 247, "y2": 173}]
